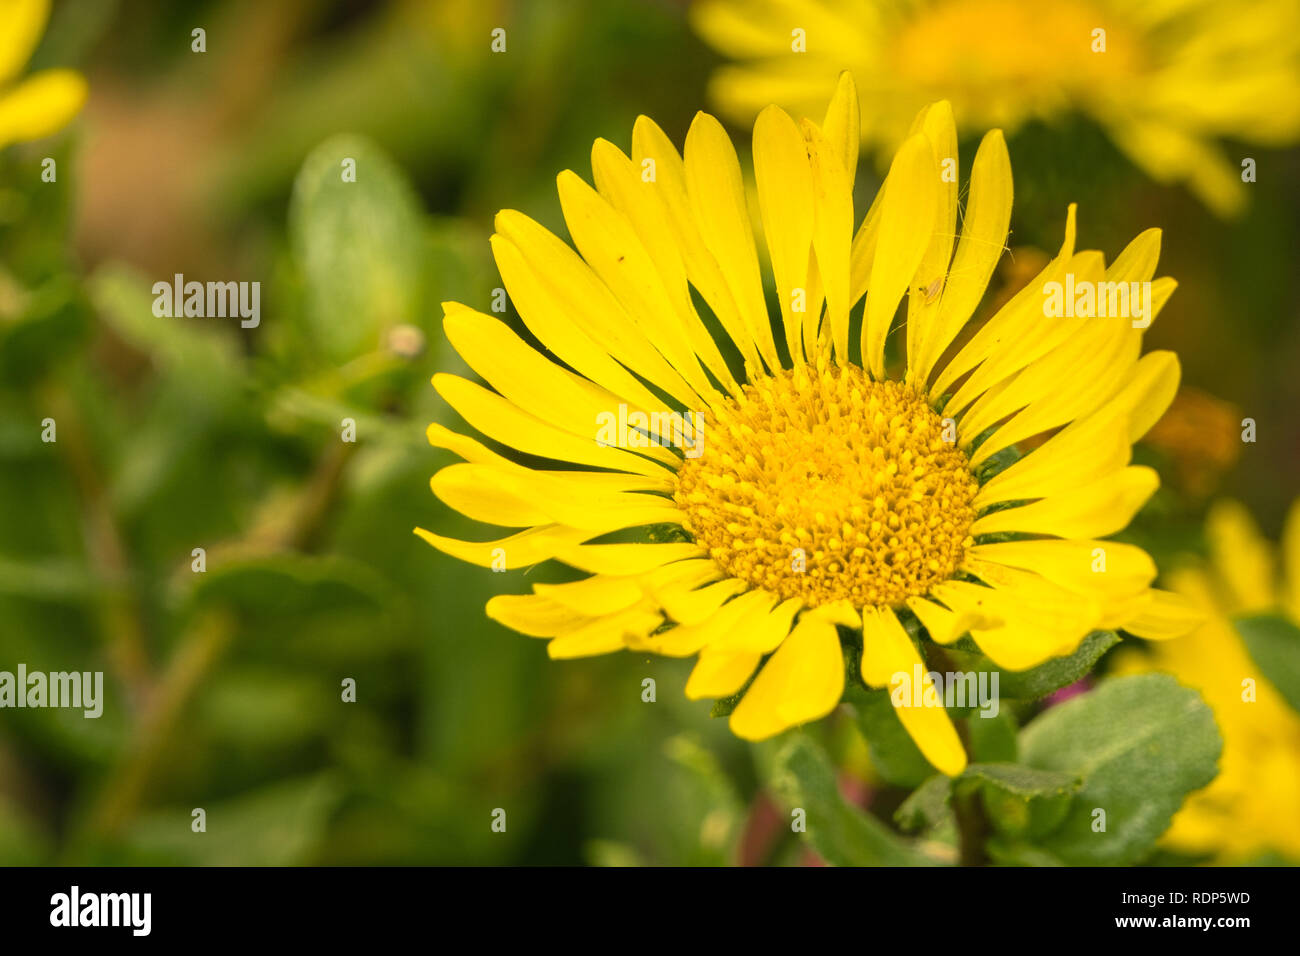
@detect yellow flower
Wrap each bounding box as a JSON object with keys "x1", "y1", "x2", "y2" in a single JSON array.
[
  {"x1": 0, "y1": 0, "x2": 88, "y2": 150},
  {"x1": 418, "y1": 74, "x2": 1198, "y2": 775},
  {"x1": 691, "y1": 0, "x2": 1300, "y2": 216},
  {"x1": 1115, "y1": 500, "x2": 1300, "y2": 861}
]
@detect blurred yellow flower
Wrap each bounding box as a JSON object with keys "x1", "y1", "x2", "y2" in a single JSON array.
[
  {"x1": 691, "y1": 0, "x2": 1300, "y2": 216},
  {"x1": 0, "y1": 0, "x2": 87, "y2": 149},
  {"x1": 419, "y1": 74, "x2": 1200, "y2": 776},
  {"x1": 1116, "y1": 499, "x2": 1300, "y2": 861}
]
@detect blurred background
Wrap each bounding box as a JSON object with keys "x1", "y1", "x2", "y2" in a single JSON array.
[{"x1": 0, "y1": 0, "x2": 1297, "y2": 865}]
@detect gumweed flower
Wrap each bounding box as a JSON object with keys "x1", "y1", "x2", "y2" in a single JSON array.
[
  {"x1": 691, "y1": 0, "x2": 1300, "y2": 216},
  {"x1": 418, "y1": 73, "x2": 1198, "y2": 776},
  {"x1": 0, "y1": 0, "x2": 88, "y2": 150},
  {"x1": 1114, "y1": 499, "x2": 1300, "y2": 861}
]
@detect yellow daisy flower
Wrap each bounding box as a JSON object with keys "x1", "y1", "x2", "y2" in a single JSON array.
[
  {"x1": 418, "y1": 74, "x2": 1197, "y2": 776},
  {"x1": 0, "y1": 0, "x2": 88, "y2": 150},
  {"x1": 1115, "y1": 499, "x2": 1300, "y2": 861},
  {"x1": 691, "y1": 0, "x2": 1300, "y2": 216}
]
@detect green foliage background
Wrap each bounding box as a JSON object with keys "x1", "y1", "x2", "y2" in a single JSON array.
[{"x1": 0, "y1": 0, "x2": 1297, "y2": 865}]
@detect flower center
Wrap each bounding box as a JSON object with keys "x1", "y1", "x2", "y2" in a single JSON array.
[
  {"x1": 892, "y1": 0, "x2": 1141, "y2": 112},
  {"x1": 674, "y1": 366, "x2": 979, "y2": 609}
]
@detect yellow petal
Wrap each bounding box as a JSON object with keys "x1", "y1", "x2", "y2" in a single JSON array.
[
  {"x1": 640, "y1": 557, "x2": 725, "y2": 596},
  {"x1": 634, "y1": 588, "x2": 765, "y2": 656},
  {"x1": 904, "y1": 101, "x2": 958, "y2": 381},
  {"x1": 848, "y1": 178, "x2": 886, "y2": 307},
  {"x1": 659, "y1": 577, "x2": 748, "y2": 626},
  {"x1": 802, "y1": 118, "x2": 853, "y2": 364},
  {"x1": 932, "y1": 203, "x2": 1076, "y2": 400},
  {"x1": 429, "y1": 465, "x2": 550, "y2": 527},
  {"x1": 493, "y1": 209, "x2": 701, "y2": 406},
  {"x1": 431, "y1": 461, "x2": 680, "y2": 534},
  {"x1": 533, "y1": 574, "x2": 646, "y2": 617},
  {"x1": 860, "y1": 607, "x2": 967, "y2": 776},
  {"x1": 1206, "y1": 499, "x2": 1276, "y2": 613},
  {"x1": 631, "y1": 114, "x2": 762, "y2": 372},
  {"x1": 426, "y1": 422, "x2": 516, "y2": 468},
  {"x1": 0, "y1": 0, "x2": 51, "y2": 83},
  {"x1": 972, "y1": 466, "x2": 1159, "y2": 539},
  {"x1": 753, "y1": 105, "x2": 815, "y2": 363},
  {"x1": 976, "y1": 408, "x2": 1132, "y2": 507},
  {"x1": 1121, "y1": 588, "x2": 1206, "y2": 640},
  {"x1": 1284, "y1": 498, "x2": 1300, "y2": 622},
  {"x1": 413, "y1": 524, "x2": 590, "y2": 569},
  {"x1": 713, "y1": 595, "x2": 802, "y2": 654},
  {"x1": 486, "y1": 592, "x2": 591, "y2": 637},
  {"x1": 548, "y1": 604, "x2": 665, "y2": 658},
  {"x1": 1095, "y1": 350, "x2": 1182, "y2": 443},
  {"x1": 556, "y1": 170, "x2": 720, "y2": 403},
  {"x1": 550, "y1": 541, "x2": 705, "y2": 576},
  {"x1": 686, "y1": 647, "x2": 762, "y2": 699},
  {"x1": 729, "y1": 613, "x2": 844, "y2": 739},
  {"x1": 969, "y1": 539, "x2": 1156, "y2": 626},
  {"x1": 905, "y1": 595, "x2": 996, "y2": 645},
  {"x1": 489, "y1": 234, "x2": 671, "y2": 414},
  {"x1": 684, "y1": 111, "x2": 780, "y2": 371},
  {"x1": 442, "y1": 305, "x2": 682, "y2": 463},
  {"x1": 945, "y1": 249, "x2": 1105, "y2": 423},
  {"x1": 911, "y1": 130, "x2": 1012, "y2": 387},
  {"x1": 0, "y1": 69, "x2": 87, "y2": 147},
  {"x1": 933, "y1": 578, "x2": 1099, "y2": 669},
  {"x1": 966, "y1": 331, "x2": 1141, "y2": 469},
  {"x1": 589, "y1": 138, "x2": 740, "y2": 396},
  {"x1": 820, "y1": 71, "x2": 859, "y2": 193},
  {"x1": 863, "y1": 133, "x2": 937, "y2": 377},
  {"x1": 1106, "y1": 228, "x2": 1162, "y2": 286},
  {"x1": 967, "y1": 619, "x2": 1083, "y2": 671},
  {"x1": 433, "y1": 373, "x2": 674, "y2": 479}
]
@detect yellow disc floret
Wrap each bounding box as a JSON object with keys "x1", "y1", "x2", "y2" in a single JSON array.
[{"x1": 674, "y1": 365, "x2": 979, "y2": 608}]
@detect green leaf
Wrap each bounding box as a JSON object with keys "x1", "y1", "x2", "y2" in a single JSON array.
[
  {"x1": 1016, "y1": 674, "x2": 1222, "y2": 865},
  {"x1": 289, "y1": 134, "x2": 427, "y2": 363},
  {"x1": 0, "y1": 796, "x2": 51, "y2": 865},
  {"x1": 0, "y1": 553, "x2": 103, "y2": 601},
  {"x1": 962, "y1": 763, "x2": 1080, "y2": 799},
  {"x1": 968, "y1": 709, "x2": 1018, "y2": 762},
  {"x1": 895, "y1": 774, "x2": 953, "y2": 834},
  {"x1": 985, "y1": 837, "x2": 1066, "y2": 866},
  {"x1": 121, "y1": 774, "x2": 342, "y2": 865},
  {"x1": 663, "y1": 734, "x2": 744, "y2": 865},
  {"x1": 0, "y1": 276, "x2": 89, "y2": 383},
  {"x1": 1233, "y1": 612, "x2": 1300, "y2": 715},
  {"x1": 585, "y1": 840, "x2": 646, "y2": 867},
  {"x1": 88, "y1": 263, "x2": 243, "y2": 386},
  {"x1": 178, "y1": 552, "x2": 401, "y2": 622},
  {"x1": 944, "y1": 630, "x2": 1120, "y2": 701},
  {"x1": 959, "y1": 763, "x2": 1080, "y2": 840},
  {"x1": 852, "y1": 688, "x2": 935, "y2": 787},
  {"x1": 763, "y1": 734, "x2": 937, "y2": 866}
]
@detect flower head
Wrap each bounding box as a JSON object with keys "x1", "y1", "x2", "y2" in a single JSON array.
[
  {"x1": 691, "y1": 0, "x2": 1300, "y2": 215},
  {"x1": 0, "y1": 0, "x2": 88, "y2": 150},
  {"x1": 1115, "y1": 499, "x2": 1300, "y2": 861},
  {"x1": 419, "y1": 74, "x2": 1197, "y2": 775}
]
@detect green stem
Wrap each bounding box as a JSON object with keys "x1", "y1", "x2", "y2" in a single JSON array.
[
  {"x1": 42, "y1": 383, "x2": 153, "y2": 706},
  {"x1": 75, "y1": 441, "x2": 354, "y2": 848}
]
